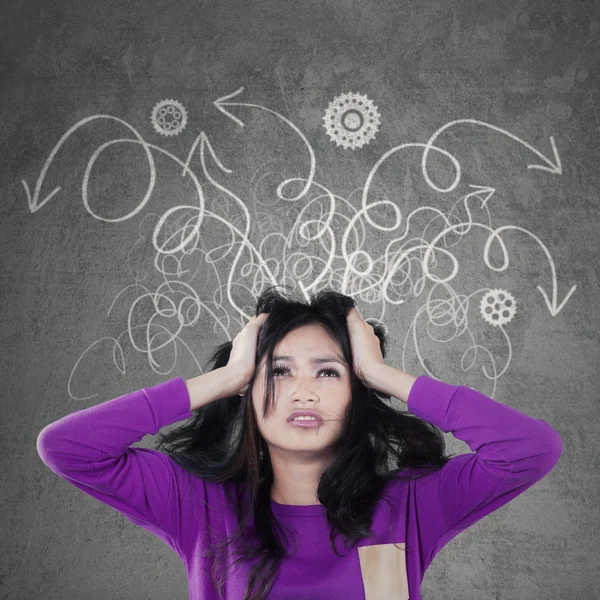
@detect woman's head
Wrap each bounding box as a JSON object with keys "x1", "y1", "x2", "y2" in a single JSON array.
[
  {"x1": 251, "y1": 321, "x2": 352, "y2": 464},
  {"x1": 245, "y1": 287, "x2": 372, "y2": 471},
  {"x1": 156, "y1": 285, "x2": 454, "y2": 600}
]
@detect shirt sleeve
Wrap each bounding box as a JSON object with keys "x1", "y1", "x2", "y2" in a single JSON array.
[
  {"x1": 36, "y1": 377, "x2": 197, "y2": 552},
  {"x1": 405, "y1": 375, "x2": 563, "y2": 566}
]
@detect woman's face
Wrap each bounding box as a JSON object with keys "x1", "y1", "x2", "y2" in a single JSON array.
[{"x1": 251, "y1": 322, "x2": 352, "y2": 458}]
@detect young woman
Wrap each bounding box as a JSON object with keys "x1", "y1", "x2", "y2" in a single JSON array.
[{"x1": 37, "y1": 286, "x2": 563, "y2": 600}]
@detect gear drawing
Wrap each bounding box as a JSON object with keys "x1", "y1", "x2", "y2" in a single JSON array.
[
  {"x1": 322, "y1": 92, "x2": 381, "y2": 150},
  {"x1": 479, "y1": 288, "x2": 517, "y2": 327},
  {"x1": 151, "y1": 99, "x2": 188, "y2": 137}
]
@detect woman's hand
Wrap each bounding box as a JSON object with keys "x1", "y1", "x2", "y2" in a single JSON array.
[
  {"x1": 225, "y1": 312, "x2": 270, "y2": 395},
  {"x1": 346, "y1": 307, "x2": 385, "y2": 384}
]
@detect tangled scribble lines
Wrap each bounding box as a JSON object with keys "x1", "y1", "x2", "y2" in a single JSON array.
[{"x1": 20, "y1": 87, "x2": 576, "y2": 400}]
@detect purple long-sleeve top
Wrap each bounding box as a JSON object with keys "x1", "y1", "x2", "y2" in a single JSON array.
[{"x1": 36, "y1": 375, "x2": 562, "y2": 599}]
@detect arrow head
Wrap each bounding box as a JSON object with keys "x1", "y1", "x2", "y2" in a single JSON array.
[
  {"x1": 537, "y1": 283, "x2": 577, "y2": 316},
  {"x1": 213, "y1": 87, "x2": 246, "y2": 127},
  {"x1": 528, "y1": 136, "x2": 562, "y2": 175}
]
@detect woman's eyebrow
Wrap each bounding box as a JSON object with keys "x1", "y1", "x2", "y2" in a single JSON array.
[{"x1": 272, "y1": 355, "x2": 347, "y2": 366}]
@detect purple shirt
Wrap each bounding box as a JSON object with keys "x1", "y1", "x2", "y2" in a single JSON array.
[{"x1": 37, "y1": 375, "x2": 562, "y2": 599}]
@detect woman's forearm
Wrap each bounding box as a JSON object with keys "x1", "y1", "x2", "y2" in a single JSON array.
[
  {"x1": 364, "y1": 363, "x2": 418, "y2": 403},
  {"x1": 185, "y1": 366, "x2": 244, "y2": 411}
]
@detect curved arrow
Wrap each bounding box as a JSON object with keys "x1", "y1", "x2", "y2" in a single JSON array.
[
  {"x1": 213, "y1": 87, "x2": 316, "y2": 203},
  {"x1": 422, "y1": 119, "x2": 561, "y2": 193}
]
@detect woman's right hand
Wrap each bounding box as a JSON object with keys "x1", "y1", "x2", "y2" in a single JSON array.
[{"x1": 225, "y1": 312, "x2": 270, "y2": 395}]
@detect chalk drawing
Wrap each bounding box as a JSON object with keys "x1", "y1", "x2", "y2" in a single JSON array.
[
  {"x1": 151, "y1": 98, "x2": 188, "y2": 137},
  {"x1": 479, "y1": 289, "x2": 517, "y2": 327},
  {"x1": 422, "y1": 119, "x2": 561, "y2": 192},
  {"x1": 323, "y1": 92, "x2": 381, "y2": 149},
  {"x1": 20, "y1": 87, "x2": 577, "y2": 400}
]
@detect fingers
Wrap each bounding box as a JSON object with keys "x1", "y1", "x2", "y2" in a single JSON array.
[
  {"x1": 347, "y1": 307, "x2": 364, "y2": 321},
  {"x1": 245, "y1": 312, "x2": 268, "y2": 324}
]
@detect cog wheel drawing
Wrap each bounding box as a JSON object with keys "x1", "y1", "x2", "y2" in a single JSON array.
[
  {"x1": 151, "y1": 99, "x2": 188, "y2": 137},
  {"x1": 322, "y1": 92, "x2": 381, "y2": 150},
  {"x1": 479, "y1": 288, "x2": 517, "y2": 327}
]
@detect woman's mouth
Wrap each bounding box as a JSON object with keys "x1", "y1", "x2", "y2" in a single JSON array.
[{"x1": 289, "y1": 418, "x2": 322, "y2": 428}]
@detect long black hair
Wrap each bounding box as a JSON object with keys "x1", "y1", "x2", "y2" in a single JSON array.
[{"x1": 156, "y1": 285, "x2": 456, "y2": 600}]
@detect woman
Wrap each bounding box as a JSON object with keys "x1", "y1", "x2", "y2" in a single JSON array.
[{"x1": 37, "y1": 285, "x2": 563, "y2": 600}]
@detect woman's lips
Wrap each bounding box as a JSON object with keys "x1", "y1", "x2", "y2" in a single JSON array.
[{"x1": 289, "y1": 419, "x2": 322, "y2": 427}]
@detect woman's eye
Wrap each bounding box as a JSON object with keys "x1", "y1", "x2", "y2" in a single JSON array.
[
  {"x1": 319, "y1": 368, "x2": 340, "y2": 377},
  {"x1": 272, "y1": 365, "x2": 340, "y2": 377}
]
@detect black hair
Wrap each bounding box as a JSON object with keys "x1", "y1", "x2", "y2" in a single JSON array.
[{"x1": 156, "y1": 285, "x2": 455, "y2": 600}]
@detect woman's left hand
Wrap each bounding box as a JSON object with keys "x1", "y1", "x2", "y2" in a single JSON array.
[{"x1": 346, "y1": 307, "x2": 385, "y2": 384}]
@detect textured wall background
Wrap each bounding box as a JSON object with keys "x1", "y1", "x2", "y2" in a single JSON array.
[{"x1": 1, "y1": 0, "x2": 598, "y2": 598}]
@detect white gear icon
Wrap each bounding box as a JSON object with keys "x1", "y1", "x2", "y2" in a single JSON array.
[
  {"x1": 151, "y1": 99, "x2": 188, "y2": 137},
  {"x1": 322, "y1": 92, "x2": 381, "y2": 150},
  {"x1": 479, "y1": 288, "x2": 517, "y2": 327}
]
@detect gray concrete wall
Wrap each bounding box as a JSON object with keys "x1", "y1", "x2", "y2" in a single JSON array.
[{"x1": 1, "y1": 0, "x2": 597, "y2": 598}]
